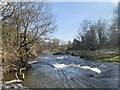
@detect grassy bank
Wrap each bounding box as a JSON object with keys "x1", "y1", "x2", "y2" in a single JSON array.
[
  {"x1": 97, "y1": 56, "x2": 119, "y2": 62},
  {"x1": 67, "y1": 49, "x2": 119, "y2": 62}
]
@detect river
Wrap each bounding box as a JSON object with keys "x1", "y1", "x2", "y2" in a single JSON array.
[{"x1": 3, "y1": 53, "x2": 119, "y2": 89}]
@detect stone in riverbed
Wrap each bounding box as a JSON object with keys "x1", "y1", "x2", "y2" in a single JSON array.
[
  {"x1": 71, "y1": 52, "x2": 79, "y2": 56},
  {"x1": 87, "y1": 73, "x2": 94, "y2": 77},
  {"x1": 53, "y1": 52, "x2": 68, "y2": 55}
]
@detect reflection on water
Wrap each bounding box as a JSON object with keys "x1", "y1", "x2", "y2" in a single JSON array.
[
  {"x1": 43, "y1": 57, "x2": 50, "y2": 59},
  {"x1": 56, "y1": 56, "x2": 68, "y2": 60}
]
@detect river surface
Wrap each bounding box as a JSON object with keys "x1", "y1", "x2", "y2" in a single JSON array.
[{"x1": 3, "y1": 53, "x2": 119, "y2": 89}]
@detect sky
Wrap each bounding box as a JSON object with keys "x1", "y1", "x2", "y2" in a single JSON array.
[{"x1": 50, "y1": 2, "x2": 117, "y2": 43}]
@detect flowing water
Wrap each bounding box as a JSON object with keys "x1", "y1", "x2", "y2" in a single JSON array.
[{"x1": 3, "y1": 53, "x2": 119, "y2": 89}]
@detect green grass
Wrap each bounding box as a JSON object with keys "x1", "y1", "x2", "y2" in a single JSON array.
[
  {"x1": 67, "y1": 49, "x2": 119, "y2": 62},
  {"x1": 97, "y1": 56, "x2": 120, "y2": 62}
]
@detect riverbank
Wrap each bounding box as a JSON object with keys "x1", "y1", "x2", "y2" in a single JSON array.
[
  {"x1": 65, "y1": 49, "x2": 119, "y2": 62},
  {"x1": 2, "y1": 60, "x2": 36, "y2": 89}
]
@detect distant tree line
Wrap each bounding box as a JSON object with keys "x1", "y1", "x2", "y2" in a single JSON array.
[
  {"x1": 67, "y1": 8, "x2": 119, "y2": 51},
  {"x1": 36, "y1": 38, "x2": 60, "y2": 52}
]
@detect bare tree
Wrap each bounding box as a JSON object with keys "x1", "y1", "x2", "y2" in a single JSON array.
[
  {"x1": 1, "y1": 2, "x2": 56, "y2": 72},
  {"x1": 108, "y1": 7, "x2": 118, "y2": 48},
  {"x1": 96, "y1": 19, "x2": 108, "y2": 48},
  {"x1": 77, "y1": 20, "x2": 98, "y2": 50}
]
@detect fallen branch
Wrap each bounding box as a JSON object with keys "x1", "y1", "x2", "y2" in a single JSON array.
[{"x1": 4, "y1": 79, "x2": 23, "y2": 85}]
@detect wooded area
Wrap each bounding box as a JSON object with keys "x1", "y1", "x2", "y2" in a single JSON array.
[
  {"x1": 1, "y1": 2, "x2": 56, "y2": 73},
  {"x1": 66, "y1": 8, "x2": 119, "y2": 61},
  {"x1": 68, "y1": 8, "x2": 118, "y2": 50}
]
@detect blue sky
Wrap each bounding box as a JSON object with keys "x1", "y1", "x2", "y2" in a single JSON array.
[{"x1": 50, "y1": 2, "x2": 116, "y2": 42}]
